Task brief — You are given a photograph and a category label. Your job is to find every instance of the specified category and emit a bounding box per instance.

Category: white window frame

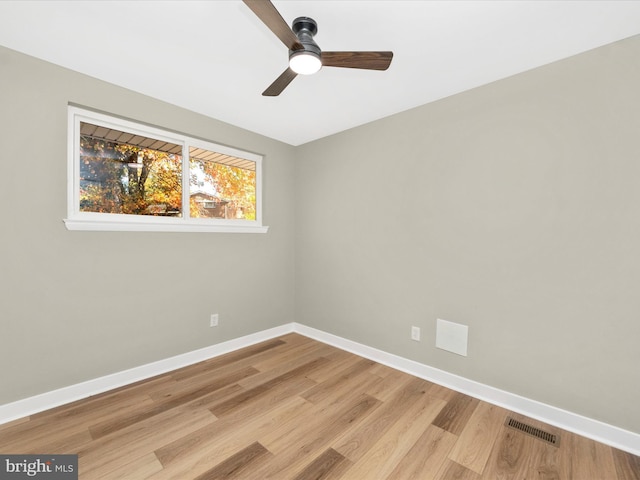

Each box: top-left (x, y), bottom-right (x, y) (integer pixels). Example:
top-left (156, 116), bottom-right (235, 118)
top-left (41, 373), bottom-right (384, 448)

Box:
top-left (64, 106), bottom-right (268, 233)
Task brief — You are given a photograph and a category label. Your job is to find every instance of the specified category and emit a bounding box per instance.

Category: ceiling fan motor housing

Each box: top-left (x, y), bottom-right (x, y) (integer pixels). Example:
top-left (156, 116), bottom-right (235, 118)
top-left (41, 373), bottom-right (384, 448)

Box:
top-left (290, 16), bottom-right (321, 58)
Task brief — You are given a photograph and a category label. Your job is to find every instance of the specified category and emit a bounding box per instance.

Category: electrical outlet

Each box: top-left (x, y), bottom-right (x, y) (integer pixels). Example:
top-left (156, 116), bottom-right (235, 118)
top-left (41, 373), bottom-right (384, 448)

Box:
top-left (210, 314), bottom-right (219, 327)
top-left (411, 326), bottom-right (421, 341)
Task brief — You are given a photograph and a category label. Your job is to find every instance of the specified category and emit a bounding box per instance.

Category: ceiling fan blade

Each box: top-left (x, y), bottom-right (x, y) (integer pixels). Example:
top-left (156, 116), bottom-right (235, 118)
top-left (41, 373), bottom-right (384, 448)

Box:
top-left (321, 51), bottom-right (393, 71)
top-left (263, 68), bottom-right (298, 96)
top-left (243, 0), bottom-right (302, 51)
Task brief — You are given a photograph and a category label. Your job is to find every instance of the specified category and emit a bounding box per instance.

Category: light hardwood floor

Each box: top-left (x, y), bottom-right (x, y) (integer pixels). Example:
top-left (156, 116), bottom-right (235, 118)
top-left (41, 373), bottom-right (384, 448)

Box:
top-left (1, 334), bottom-right (638, 479)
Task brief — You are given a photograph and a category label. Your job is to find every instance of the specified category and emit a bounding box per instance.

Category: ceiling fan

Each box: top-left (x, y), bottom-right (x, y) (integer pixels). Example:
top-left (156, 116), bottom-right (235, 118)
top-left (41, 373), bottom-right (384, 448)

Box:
top-left (243, 0), bottom-right (394, 96)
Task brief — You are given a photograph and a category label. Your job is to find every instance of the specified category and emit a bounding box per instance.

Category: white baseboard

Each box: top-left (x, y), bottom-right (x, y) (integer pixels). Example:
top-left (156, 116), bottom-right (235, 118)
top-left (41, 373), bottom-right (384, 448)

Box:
top-left (291, 323), bottom-right (640, 456)
top-left (1, 321), bottom-right (638, 456)
top-left (0, 324), bottom-right (294, 426)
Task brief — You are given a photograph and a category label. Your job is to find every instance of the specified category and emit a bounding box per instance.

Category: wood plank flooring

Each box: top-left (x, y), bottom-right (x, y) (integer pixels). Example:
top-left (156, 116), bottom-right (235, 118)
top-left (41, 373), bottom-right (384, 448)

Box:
top-left (1, 333), bottom-right (638, 479)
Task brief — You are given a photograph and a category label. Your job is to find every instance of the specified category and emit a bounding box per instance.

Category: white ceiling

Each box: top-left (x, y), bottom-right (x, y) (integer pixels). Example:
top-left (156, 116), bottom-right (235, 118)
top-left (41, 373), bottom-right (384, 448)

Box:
top-left (1, 1), bottom-right (640, 146)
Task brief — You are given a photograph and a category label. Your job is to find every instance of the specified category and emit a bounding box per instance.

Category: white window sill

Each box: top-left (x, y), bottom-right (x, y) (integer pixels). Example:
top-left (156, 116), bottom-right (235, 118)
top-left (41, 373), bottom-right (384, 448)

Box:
top-left (63, 218), bottom-right (269, 233)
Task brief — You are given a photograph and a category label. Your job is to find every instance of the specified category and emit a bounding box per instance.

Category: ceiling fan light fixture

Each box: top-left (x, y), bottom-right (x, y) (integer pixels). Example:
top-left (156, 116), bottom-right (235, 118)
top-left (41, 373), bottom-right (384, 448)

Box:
top-left (289, 51), bottom-right (322, 75)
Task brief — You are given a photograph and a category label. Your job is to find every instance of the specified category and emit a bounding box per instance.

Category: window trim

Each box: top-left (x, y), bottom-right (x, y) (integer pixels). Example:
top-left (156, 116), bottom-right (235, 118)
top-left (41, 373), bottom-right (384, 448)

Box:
top-left (64, 106), bottom-right (268, 233)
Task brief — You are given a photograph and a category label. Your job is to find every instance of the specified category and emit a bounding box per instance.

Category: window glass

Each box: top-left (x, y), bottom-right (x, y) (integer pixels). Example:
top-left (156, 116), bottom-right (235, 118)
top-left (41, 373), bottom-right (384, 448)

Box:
top-left (189, 147), bottom-right (256, 220)
top-left (80, 122), bottom-right (182, 216)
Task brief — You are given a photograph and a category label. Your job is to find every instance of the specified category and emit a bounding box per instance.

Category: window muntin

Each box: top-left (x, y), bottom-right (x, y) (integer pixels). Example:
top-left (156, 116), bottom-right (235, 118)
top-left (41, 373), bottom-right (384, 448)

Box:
top-left (66, 107), bottom-right (266, 233)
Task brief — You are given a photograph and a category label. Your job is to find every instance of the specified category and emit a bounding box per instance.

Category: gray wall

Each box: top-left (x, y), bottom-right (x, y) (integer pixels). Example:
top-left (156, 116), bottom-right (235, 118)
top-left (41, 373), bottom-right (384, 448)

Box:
top-left (295, 35), bottom-right (640, 434)
top-left (0, 46), bottom-right (296, 404)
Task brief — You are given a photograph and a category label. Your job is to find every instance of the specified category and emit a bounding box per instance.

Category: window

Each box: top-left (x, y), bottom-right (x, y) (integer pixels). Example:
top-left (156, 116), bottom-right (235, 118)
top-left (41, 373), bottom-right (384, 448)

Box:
top-left (65, 106), bottom-right (267, 232)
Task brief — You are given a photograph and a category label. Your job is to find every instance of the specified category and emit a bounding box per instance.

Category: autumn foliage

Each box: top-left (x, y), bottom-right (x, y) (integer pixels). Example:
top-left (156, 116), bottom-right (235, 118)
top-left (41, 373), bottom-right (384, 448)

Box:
top-left (80, 136), bottom-right (256, 220)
